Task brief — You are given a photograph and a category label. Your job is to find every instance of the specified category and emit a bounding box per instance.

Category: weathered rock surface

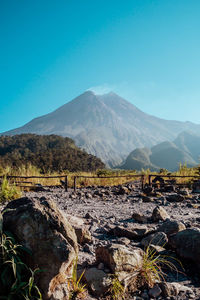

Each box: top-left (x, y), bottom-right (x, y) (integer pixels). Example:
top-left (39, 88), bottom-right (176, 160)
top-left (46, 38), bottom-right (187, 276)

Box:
top-left (3, 197), bottom-right (78, 300)
top-left (95, 243), bottom-right (143, 273)
top-left (84, 267), bottom-right (111, 296)
top-left (66, 214), bottom-right (92, 245)
top-left (141, 232), bottom-right (168, 247)
top-left (132, 212), bottom-right (148, 223)
top-left (169, 228), bottom-right (200, 270)
top-left (109, 224), bottom-right (151, 240)
top-left (152, 206), bottom-right (170, 222)
top-left (167, 193), bottom-right (185, 202)
top-left (157, 219), bottom-right (186, 236)
top-left (159, 282), bottom-right (194, 298)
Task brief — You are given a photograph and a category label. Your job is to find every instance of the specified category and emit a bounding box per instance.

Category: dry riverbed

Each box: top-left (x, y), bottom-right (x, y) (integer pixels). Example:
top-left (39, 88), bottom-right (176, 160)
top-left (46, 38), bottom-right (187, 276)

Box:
top-left (4, 182), bottom-right (200, 299)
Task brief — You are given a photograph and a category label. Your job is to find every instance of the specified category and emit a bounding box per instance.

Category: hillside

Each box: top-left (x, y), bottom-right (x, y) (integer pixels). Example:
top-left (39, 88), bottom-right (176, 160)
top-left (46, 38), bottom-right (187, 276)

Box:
top-left (0, 134), bottom-right (105, 172)
top-left (2, 91), bottom-right (200, 166)
top-left (120, 132), bottom-right (200, 171)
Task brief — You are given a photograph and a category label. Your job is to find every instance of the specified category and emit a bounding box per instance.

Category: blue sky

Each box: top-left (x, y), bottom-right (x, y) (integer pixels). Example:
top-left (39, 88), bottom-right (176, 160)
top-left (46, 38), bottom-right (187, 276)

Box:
top-left (1, 0), bottom-right (200, 132)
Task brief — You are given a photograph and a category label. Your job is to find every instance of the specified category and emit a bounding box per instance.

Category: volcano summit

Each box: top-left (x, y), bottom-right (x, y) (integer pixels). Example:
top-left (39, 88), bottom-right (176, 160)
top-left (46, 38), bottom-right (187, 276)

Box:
top-left (3, 91), bottom-right (200, 166)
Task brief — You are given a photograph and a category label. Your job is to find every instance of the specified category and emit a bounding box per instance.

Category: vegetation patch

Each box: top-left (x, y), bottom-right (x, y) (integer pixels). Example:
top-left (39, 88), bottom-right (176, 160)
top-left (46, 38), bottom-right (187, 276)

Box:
top-left (0, 210), bottom-right (42, 299)
top-left (0, 134), bottom-right (105, 173)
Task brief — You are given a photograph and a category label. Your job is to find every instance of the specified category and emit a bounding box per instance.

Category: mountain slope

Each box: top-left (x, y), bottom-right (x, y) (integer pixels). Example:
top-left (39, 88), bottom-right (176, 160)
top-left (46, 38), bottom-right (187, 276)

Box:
top-left (120, 132), bottom-right (199, 171)
top-left (2, 91), bottom-right (200, 166)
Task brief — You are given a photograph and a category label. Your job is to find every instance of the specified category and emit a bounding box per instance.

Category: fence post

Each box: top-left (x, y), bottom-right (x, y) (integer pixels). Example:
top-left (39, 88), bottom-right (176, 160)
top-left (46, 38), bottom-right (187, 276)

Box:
top-left (64, 176), bottom-right (68, 192)
top-left (148, 175), bottom-right (152, 187)
top-left (141, 175), bottom-right (145, 190)
top-left (74, 176), bottom-right (76, 192)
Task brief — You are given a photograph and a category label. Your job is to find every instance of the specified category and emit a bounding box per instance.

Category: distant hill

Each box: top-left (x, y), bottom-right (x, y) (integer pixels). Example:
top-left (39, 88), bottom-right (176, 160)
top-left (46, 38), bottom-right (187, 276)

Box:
top-left (0, 134), bottom-right (105, 172)
top-left (2, 91), bottom-right (200, 167)
top-left (120, 132), bottom-right (200, 171)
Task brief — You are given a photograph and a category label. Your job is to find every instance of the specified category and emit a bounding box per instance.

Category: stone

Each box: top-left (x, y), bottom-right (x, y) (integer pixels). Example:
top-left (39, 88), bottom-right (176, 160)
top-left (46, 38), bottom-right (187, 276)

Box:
top-left (67, 214), bottom-right (92, 245)
top-left (142, 195), bottom-right (154, 202)
top-left (157, 219), bottom-right (186, 237)
top-left (117, 186), bottom-right (129, 195)
top-left (132, 212), bottom-right (148, 223)
top-left (148, 284), bottom-right (162, 298)
top-left (159, 282), bottom-right (194, 298)
top-left (109, 224), bottom-right (151, 240)
top-left (95, 243), bottom-right (143, 273)
top-left (178, 188), bottom-right (190, 196)
top-left (152, 206), bottom-right (170, 222)
top-left (167, 194), bottom-right (185, 202)
top-left (84, 267), bottom-right (111, 296)
top-left (143, 186), bottom-right (154, 195)
top-left (163, 185), bottom-right (175, 192)
top-left (3, 197), bottom-right (78, 300)
top-left (141, 232), bottom-right (168, 248)
top-left (169, 228), bottom-right (200, 270)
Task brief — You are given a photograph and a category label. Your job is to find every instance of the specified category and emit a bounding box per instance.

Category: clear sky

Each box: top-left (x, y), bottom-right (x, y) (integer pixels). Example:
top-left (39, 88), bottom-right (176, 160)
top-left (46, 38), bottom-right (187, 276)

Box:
top-left (1, 0), bottom-right (200, 132)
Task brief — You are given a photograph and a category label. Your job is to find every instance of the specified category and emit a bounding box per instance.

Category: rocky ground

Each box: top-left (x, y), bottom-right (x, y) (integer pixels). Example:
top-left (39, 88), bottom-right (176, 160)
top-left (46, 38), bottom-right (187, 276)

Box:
top-left (4, 181), bottom-right (200, 299)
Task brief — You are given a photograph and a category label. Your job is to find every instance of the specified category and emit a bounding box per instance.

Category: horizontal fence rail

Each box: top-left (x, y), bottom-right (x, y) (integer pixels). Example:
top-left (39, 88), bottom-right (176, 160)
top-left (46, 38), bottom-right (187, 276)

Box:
top-left (73, 174), bottom-right (144, 192)
top-left (0, 174), bottom-right (68, 191)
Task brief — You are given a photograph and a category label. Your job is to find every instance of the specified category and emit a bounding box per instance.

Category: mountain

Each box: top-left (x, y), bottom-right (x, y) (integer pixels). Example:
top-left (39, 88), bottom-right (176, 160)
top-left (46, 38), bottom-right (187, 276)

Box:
top-left (0, 134), bottom-right (105, 172)
top-left (2, 91), bottom-right (200, 166)
top-left (120, 132), bottom-right (200, 171)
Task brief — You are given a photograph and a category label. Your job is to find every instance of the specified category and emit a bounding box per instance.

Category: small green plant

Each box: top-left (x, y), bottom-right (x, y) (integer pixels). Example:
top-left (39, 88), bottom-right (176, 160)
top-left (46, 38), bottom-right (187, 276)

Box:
top-left (67, 257), bottom-right (87, 300)
top-left (0, 210), bottom-right (42, 299)
top-left (0, 177), bottom-right (22, 203)
top-left (110, 274), bottom-right (125, 300)
top-left (123, 244), bottom-right (183, 292)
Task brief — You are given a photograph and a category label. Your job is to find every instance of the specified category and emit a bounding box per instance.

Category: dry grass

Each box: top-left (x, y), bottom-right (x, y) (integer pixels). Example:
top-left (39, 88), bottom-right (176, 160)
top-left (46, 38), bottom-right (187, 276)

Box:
top-left (0, 163), bottom-right (200, 190)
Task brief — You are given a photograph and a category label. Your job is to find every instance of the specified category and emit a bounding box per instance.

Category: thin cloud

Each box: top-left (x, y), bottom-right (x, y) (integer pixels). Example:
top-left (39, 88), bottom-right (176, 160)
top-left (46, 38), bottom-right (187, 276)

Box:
top-left (87, 84), bottom-right (116, 95)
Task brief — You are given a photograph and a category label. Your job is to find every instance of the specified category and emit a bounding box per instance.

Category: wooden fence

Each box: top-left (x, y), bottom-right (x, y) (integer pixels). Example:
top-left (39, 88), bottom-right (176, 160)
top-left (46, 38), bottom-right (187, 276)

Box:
top-left (1, 173), bottom-right (200, 192)
top-left (0, 175), bottom-right (68, 191)
top-left (73, 174), bottom-right (145, 192)
top-left (148, 174), bottom-right (200, 186)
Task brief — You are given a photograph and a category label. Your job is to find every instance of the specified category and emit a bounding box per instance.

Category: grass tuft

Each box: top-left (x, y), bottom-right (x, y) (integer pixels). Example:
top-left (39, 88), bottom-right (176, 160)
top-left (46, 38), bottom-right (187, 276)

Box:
top-left (67, 257), bottom-right (87, 300)
top-left (0, 177), bottom-right (22, 203)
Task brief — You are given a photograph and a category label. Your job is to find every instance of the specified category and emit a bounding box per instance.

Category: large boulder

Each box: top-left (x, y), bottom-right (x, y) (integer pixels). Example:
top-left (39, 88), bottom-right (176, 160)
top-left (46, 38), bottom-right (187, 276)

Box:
top-left (3, 197), bottom-right (78, 300)
top-left (169, 228), bottom-right (200, 270)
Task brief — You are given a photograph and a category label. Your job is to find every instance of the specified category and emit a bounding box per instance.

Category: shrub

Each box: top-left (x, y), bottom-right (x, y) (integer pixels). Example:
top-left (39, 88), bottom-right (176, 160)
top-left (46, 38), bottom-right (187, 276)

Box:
top-left (109, 274), bottom-right (125, 300)
top-left (123, 244), bottom-right (182, 292)
top-left (0, 177), bottom-right (22, 203)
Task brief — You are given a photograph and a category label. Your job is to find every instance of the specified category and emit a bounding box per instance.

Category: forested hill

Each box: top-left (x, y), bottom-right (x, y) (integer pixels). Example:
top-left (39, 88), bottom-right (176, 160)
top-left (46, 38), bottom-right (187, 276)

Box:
top-left (0, 134), bottom-right (105, 172)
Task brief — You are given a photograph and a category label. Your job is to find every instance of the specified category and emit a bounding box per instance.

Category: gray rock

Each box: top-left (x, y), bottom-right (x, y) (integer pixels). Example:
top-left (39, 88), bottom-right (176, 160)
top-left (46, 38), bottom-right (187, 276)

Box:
top-left (167, 194), bottom-right (185, 202)
top-left (169, 228), bottom-right (200, 270)
top-left (141, 232), bottom-right (168, 247)
top-left (157, 219), bottom-right (186, 237)
top-left (3, 197), bottom-right (78, 300)
top-left (152, 206), bottom-right (170, 222)
top-left (109, 224), bottom-right (151, 240)
top-left (132, 212), bottom-right (148, 223)
top-left (148, 284), bottom-right (162, 298)
top-left (84, 267), bottom-right (111, 296)
top-left (95, 243), bottom-right (144, 273)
